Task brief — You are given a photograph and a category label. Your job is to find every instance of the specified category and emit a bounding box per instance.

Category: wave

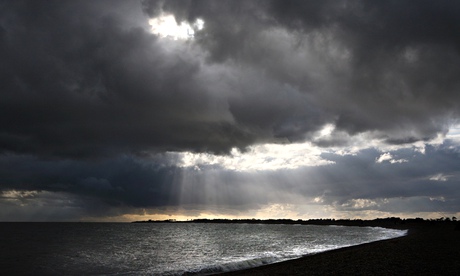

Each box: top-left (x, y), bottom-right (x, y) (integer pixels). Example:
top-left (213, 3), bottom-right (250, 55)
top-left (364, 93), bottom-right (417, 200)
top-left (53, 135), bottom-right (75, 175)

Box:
top-left (164, 227), bottom-right (407, 276)
top-left (162, 247), bottom-right (342, 276)
top-left (372, 227), bottom-right (408, 240)
top-left (173, 254), bottom-right (293, 276)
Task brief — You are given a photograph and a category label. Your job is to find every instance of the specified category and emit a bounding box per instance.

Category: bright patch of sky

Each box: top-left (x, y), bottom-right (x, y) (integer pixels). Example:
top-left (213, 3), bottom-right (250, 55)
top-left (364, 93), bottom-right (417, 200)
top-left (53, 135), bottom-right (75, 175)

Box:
top-left (175, 142), bottom-right (333, 171)
top-left (429, 173), bottom-right (449, 182)
top-left (375, 152), bottom-right (408, 164)
top-left (1, 190), bottom-right (39, 198)
top-left (447, 123), bottom-right (460, 142)
top-left (164, 123), bottom-right (458, 172)
top-left (148, 13), bottom-right (204, 40)
top-left (341, 198), bottom-right (381, 209)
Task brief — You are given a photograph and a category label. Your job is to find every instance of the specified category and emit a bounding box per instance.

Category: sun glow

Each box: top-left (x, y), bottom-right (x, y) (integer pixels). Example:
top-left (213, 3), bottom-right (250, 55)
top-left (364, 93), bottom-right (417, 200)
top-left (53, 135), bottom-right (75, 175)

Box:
top-left (173, 142), bottom-right (333, 171)
top-left (148, 13), bottom-right (204, 40)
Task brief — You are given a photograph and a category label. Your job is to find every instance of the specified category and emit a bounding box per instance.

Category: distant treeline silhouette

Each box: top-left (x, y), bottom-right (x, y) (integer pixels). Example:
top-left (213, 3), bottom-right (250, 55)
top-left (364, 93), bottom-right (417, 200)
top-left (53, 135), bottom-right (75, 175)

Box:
top-left (133, 217), bottom-right (459, 229)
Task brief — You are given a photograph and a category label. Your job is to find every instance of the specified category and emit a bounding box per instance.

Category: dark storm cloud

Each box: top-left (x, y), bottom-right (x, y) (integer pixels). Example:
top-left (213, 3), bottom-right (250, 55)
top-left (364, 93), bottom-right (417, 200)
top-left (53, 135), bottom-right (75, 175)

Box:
top-left (1, 0), bottom-right (460, 220)
top-left (145, 0), bottom-right (460, 144)
top-left (0, 152), bottom-right (291, 212)
top-left (0, 0), bottom-right (256, 159)
top-left (0, 154), bottom-right (178, 208)
top-left (2, 0), bottom-right (460, 159)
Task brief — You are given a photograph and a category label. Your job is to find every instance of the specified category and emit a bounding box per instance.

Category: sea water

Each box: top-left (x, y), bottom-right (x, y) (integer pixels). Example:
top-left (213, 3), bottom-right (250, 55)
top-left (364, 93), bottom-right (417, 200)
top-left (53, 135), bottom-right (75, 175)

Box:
top-left (0, 222), bottom-right (406, 275)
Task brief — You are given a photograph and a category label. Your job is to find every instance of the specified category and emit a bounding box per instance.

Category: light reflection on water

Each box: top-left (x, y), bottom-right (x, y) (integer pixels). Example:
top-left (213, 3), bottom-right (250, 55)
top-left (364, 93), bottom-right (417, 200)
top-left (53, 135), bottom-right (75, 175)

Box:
top-left (0, 222), bottom-right (406, 275)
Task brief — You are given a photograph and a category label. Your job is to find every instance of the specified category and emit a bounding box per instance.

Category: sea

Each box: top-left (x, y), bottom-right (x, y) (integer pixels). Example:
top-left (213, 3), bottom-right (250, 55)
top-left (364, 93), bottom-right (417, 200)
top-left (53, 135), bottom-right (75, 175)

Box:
top-left (0, 222), bottom-right (407, 275)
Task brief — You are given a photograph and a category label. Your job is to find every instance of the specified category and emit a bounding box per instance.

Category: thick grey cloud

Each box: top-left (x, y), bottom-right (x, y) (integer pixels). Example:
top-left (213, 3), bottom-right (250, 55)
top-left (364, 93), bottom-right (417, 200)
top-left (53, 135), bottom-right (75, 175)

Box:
top-left (1, 0), bottom-right (460, 220)
top-left (145, 0), bottom-right (460, 144)
top-left (2, 0), bottom-right (460, 160)
top-left (0, 0), bottom-right (256, 159)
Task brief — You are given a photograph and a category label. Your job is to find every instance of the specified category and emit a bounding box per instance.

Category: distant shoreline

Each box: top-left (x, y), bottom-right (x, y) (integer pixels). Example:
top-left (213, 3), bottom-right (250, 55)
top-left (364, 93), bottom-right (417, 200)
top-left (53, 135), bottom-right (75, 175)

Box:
top-left (132, 217), bottom-right (457, 230)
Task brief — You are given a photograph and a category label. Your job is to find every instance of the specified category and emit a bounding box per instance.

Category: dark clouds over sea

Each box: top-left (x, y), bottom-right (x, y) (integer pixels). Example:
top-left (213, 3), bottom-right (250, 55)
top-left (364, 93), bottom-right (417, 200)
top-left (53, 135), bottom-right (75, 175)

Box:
top-left (0, 0), bottom-right (459, 220)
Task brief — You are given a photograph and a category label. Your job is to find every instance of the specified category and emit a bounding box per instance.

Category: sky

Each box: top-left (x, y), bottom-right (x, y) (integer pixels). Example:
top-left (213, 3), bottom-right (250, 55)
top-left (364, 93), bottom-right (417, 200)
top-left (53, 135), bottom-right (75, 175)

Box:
top-left (1, 0), bottom-right (460, 221)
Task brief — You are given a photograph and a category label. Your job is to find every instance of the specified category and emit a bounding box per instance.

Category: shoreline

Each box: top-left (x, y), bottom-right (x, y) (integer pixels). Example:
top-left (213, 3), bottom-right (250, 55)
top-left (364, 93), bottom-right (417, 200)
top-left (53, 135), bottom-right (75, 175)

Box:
top-left (220, 223), bottom-right (460, 275)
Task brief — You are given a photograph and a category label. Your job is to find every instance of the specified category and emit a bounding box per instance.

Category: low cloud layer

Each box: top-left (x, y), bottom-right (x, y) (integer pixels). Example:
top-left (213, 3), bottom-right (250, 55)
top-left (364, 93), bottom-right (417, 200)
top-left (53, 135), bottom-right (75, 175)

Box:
top-left (1, 0), bottom-right (459, 220)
